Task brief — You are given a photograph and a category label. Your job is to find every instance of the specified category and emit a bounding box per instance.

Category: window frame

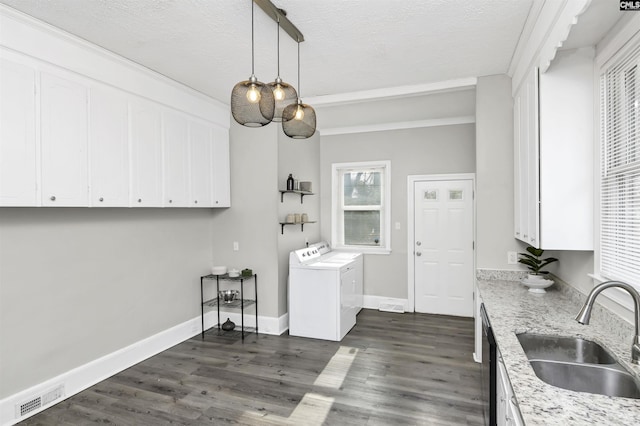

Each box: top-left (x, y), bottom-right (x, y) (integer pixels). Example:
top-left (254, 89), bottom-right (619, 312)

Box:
top-left (595, 25), bottom-right (640, 311)
top-left (331, 160), bottom-right (391, 254)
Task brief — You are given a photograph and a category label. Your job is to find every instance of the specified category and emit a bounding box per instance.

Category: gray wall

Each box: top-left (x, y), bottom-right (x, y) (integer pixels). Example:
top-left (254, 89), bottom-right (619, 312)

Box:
top-left (319, 124), bottom-right (476, 299)
top-left (0, 208), bottom-right (213, 398)
top-left (475, 74), bottom-right (527, 269)
top-left (277, 130), bottom-right (321, 317)
top-left (210, 121), bottom-right (320, 323)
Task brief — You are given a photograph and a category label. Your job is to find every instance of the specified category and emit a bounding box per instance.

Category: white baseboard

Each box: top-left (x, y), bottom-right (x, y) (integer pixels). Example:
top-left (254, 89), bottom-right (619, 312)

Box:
top-left (1, 311), bottom-right (283, 425)
top-left (363, 295), bottom-right (410, 312)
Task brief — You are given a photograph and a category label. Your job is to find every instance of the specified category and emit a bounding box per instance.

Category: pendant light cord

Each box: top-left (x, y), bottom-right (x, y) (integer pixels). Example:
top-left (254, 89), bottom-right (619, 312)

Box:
top-left (297, 40), bottom-right (301, 98)
top-left (251, 0), bottom-right (255, 75)
top-left (276, 20), bottom-right (280, 77)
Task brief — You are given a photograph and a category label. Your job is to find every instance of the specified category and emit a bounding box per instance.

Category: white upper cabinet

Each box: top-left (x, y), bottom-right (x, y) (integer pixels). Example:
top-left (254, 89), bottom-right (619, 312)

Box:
top-left (162, 111), bottom-right (190, 207)
top-left (0, 57), bottom-right (37, 206)
top-left (129, 99), bottom-right (163, 207)
top-left (40, 71), bottom-right (88, 207)
top-left (514, 48), bottom-right (594, 250)
top-left (89, 86), bottom-right (129, 207)
top-left (0, 9), bottom-right (231, 209)
top-left (212, 127), bottom-right (231, 207)
top-left (189, 121), bottom-right (214, 207)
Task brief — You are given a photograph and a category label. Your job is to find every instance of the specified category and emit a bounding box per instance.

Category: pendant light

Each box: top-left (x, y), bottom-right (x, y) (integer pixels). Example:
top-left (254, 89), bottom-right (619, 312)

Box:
top-left (282, 40), bottom-right (316, 139)
top-left (267, 16), bottom-right (297, 122)
top-left (231, 0), bottom-right (275, 127)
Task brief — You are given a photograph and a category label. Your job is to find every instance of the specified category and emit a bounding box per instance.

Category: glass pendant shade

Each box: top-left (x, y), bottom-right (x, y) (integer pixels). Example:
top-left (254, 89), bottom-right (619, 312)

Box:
top-left (231, 75), bottom-right (275, 127)
top-left (282, 100), bottom-right (316, 138)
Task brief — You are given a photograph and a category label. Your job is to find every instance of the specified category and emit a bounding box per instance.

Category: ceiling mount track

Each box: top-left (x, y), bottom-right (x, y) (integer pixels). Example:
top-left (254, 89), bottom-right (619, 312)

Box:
top-left (253, 0), bottom-right (305, 42)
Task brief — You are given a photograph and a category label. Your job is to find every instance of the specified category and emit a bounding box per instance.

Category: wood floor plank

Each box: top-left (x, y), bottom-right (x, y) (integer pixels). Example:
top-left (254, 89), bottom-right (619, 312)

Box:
top-left (20, 309), bottom-right (482, 425)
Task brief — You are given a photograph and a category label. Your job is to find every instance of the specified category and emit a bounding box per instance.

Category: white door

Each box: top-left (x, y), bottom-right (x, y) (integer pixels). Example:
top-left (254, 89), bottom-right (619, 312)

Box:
top-left (414, 179), bottom-right (474, 317)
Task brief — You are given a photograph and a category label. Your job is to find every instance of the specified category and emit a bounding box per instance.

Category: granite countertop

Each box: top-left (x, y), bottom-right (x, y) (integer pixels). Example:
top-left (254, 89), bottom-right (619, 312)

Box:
top-left (477, 271), bottom-right (640, 425)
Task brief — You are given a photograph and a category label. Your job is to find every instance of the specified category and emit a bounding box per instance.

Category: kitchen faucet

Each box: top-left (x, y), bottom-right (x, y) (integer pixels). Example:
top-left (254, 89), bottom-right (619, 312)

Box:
top-left (575, 280), bottom-right (640, 365)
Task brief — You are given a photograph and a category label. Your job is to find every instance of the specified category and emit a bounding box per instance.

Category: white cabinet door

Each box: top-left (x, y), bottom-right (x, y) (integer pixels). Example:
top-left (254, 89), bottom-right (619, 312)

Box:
top-left (189, 121), bottom-right (214, 207)
top-left (212, 126), bottom-right (230, 207)
top-left (89, 86), bottom-right (129, 207)
top-left (0, 57), bottom-right (38, 206)
top-left (40, 72), bottom-right (88, 206)
top-left (129, 99), bottom-right (163, 207)
top-left (162, 111), bottom-right (189, 207)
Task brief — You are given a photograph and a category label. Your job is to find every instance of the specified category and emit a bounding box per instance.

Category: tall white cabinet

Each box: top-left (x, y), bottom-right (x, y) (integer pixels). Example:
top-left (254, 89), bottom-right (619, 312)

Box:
top-left (513, 48), bottom-right (594, 250)
top-left (0, 11), bottom-right (230, 209)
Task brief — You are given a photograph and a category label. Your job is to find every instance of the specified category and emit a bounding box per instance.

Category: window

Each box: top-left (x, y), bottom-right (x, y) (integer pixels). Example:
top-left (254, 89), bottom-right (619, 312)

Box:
top-left (332, 161), bottom-right (391, 253)
top-left (599, 38), bottom-right (640, 289)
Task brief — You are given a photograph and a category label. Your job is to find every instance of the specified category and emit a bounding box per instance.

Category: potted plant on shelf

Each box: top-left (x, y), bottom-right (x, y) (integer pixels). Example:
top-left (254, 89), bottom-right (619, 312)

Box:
top-left (518, 246), bottom-right (558, 282)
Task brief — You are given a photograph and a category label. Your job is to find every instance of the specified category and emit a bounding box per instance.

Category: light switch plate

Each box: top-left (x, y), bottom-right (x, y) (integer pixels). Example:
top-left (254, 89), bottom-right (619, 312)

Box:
top-left (508, 251), bottom-right (518, 264)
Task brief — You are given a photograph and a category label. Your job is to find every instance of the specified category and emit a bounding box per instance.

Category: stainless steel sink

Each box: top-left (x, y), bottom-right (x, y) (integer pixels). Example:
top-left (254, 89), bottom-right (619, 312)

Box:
top-left (517, 333), bottom-right (616, 364)
top-left (517, 333), bottom-right (640, 399)
top-left (529, 360), bottom-right (640, 399)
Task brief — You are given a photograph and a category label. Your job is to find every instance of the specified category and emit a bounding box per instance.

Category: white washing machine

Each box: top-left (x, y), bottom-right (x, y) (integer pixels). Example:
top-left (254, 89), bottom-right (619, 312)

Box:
top-left (288, 242), bottom-right (363, 341)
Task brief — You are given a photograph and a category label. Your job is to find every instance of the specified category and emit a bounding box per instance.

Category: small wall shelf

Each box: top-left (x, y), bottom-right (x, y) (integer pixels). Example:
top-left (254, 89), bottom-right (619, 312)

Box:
top-left (279, 221), bottom-right (316, 234)
top-left (279, 189), bottom-right (313, 204)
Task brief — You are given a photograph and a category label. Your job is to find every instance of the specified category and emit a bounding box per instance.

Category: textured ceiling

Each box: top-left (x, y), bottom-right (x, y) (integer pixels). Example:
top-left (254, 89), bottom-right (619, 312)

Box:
top-left (0, 0), bottom-right (536, 104)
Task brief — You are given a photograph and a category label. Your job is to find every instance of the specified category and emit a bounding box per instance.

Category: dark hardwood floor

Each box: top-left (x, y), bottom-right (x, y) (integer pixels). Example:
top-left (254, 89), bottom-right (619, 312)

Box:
top-left (22, 310), bottom-right (483, 425)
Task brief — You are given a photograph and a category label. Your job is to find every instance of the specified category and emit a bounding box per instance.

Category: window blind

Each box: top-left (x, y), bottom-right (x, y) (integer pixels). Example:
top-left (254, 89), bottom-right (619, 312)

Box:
top-left (601, 40), bottom-right (640, 287)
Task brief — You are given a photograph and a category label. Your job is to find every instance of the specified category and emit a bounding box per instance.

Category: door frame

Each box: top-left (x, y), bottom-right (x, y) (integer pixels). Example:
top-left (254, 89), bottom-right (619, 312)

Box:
top-left (407, 173), bottom-right (476, 313)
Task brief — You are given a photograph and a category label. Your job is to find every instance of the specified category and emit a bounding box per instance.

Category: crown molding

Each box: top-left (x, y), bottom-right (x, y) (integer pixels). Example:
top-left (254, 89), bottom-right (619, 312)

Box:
top-left (320, 115), bottom-right (475, 137)
top-left (306, 78), bottom-right (477, 108)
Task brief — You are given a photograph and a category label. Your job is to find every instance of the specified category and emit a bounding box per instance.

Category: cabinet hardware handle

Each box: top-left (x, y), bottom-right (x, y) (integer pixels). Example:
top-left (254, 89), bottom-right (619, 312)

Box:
top-left (416, 241), bottom-right (422, 246)
top-left (194, 200), bottom-right (198, 204)
top-left (50, 196), bottom-right (56, 201)
top-left (138, 198), bottom-right (142, 203)
top-left (531, 238), bottom-right (536, 243)
top-left (169, 199), bottom-right (173, 203)
top-left (523, 234), bottom-right (528, 238)
top-left (215, 200), bottom-right (219, 204)
top-left (515, 232), bottom-right (520, 236)
top-left (99, 197), bottom-right (104, 202)
top-left (416, 252), bottom-right (422, 256)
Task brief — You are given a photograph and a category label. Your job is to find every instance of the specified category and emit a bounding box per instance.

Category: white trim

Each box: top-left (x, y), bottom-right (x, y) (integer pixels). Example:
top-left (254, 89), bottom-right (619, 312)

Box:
top-left (305, 78), bottom-right (477, 107)
top-left (407, 173), bottom-right (476, 314)
top-left (320, 116), bottom-right (476, 137)
top-left (596, 13), bottom-right (640, 70)
top-left (1, 312), bottom-right (284, 425)
top-left (362, 295), bottom-right (409, 312)
top-left (331, 161), bottom-right (392, 252)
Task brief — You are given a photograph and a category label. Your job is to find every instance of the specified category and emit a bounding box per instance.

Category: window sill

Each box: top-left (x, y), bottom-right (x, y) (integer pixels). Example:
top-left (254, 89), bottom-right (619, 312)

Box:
top-left (333, 246), bottom-right (391, 255)
top-left (588, 273), bottom-right (638, 313)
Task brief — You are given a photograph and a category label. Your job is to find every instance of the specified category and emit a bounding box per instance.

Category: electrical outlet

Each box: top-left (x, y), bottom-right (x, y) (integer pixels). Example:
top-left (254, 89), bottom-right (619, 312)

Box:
top-left (507, 251), bottom-right (518, 264)
top-left (233, 241), bottom-right (239, 251)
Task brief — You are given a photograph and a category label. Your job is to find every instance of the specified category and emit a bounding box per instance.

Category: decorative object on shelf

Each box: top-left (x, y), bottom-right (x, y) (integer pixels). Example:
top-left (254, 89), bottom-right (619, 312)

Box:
top-left (241, 268), bottom-right (253, 277)
top-left (301, 213), bottom-right (308, 223)
top-left (286, 213), bottom-right (295, 223)
top-left (287, 174), bottom-right (294, 190)
top-left (222, 318), bottom-right (236, 331)
top-left (518, 245), bottom-right (558, 280)
top-left (231, 0), bottom-right (275, 127)
top-left (219, 289), bottom-right (239, 303)
top-left (299, 181), bottom-right (312, 192)
top-left (294, 213), bottom-right (301, 223)
top-left (267, 17), bottom-right (297, 122)
top-left (282, 40), bottom-right (316, 139)
top-left (228, 268), bottom-right (240, 278)
top-left (211, 265), bottom-right (227, 275)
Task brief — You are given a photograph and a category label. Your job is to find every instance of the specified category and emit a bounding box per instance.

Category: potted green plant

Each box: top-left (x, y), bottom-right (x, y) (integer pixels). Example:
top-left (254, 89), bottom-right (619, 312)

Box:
top-left (518, 246), bottom-right (558, 281)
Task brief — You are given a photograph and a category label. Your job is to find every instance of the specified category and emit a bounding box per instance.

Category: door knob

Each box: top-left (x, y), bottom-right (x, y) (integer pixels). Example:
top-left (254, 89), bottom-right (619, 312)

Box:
top-left (416, 241), bottom-right (422, 246)
top-left (416, 252), bottom-right (422, 256)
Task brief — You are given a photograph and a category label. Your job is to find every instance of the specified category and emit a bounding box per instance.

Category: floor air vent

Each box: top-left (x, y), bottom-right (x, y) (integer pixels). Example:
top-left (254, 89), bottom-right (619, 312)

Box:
top-left (16, 384), bottom-right (65, 419)
top-left (378, 302), bottom-right (405, 313)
